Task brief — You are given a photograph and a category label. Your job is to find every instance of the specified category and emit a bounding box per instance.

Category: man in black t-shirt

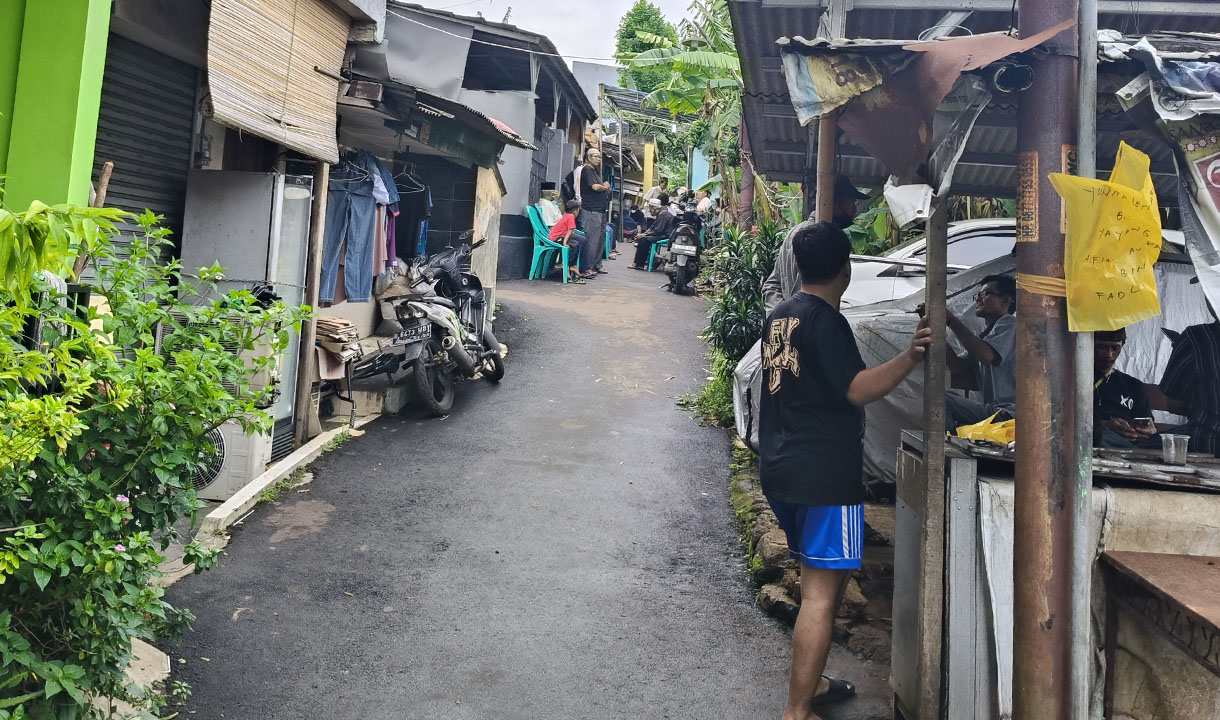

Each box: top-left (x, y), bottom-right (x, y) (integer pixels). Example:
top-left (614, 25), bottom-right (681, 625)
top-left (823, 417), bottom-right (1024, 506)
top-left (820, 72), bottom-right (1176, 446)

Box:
top-left (760, 222), bottom-right (931, 720)
top-left (1093, 327), bottom-right (1158, 448)
top-left (1159, 306), bottom-right (1220, 454)
top-left (574, 148), bottom-right (610, 273)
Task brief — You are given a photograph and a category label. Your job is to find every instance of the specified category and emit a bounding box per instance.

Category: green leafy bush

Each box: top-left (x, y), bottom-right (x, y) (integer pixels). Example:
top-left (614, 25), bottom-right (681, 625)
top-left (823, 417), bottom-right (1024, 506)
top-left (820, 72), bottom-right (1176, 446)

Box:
top-left (691, 349), bottom-right (736, 427)
top-left (705, 219), bottom-right (785, 363)
top-left (692, 219), bottom-right (786, 427)
top-left (1, 209), bottom-right (308, 718)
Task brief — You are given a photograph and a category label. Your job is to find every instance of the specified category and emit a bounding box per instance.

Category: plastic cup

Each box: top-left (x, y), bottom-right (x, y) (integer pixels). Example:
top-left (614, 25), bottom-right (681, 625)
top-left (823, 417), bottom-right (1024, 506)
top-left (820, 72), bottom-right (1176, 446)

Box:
top-left (1161, 433), bottom-right (1189, 465)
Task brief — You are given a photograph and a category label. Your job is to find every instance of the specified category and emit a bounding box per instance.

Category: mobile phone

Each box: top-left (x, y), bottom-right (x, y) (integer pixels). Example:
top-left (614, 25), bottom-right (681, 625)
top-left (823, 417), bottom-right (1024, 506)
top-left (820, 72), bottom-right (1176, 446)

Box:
top-left (1133, 417), bottom-right (1154, 427)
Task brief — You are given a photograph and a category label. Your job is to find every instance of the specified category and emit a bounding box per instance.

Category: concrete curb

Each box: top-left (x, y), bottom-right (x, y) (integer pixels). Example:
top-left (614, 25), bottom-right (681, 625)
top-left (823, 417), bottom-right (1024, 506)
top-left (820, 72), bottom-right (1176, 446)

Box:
top-left (198, 414), bottom-right (381, 540)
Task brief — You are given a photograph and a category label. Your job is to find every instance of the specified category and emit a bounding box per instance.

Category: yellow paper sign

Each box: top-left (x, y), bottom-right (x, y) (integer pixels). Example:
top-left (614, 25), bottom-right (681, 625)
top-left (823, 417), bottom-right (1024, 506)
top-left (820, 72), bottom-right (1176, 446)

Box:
top-left (1048, 141), bottom-right (1162, 331)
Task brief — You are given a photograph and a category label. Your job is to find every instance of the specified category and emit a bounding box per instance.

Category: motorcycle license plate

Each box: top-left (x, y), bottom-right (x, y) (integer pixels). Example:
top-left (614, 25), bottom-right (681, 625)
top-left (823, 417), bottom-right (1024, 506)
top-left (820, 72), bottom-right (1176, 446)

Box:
top-left (672, 244), bottom-right (697, 256)
top-left (392, 320), bottom-right (430, 346)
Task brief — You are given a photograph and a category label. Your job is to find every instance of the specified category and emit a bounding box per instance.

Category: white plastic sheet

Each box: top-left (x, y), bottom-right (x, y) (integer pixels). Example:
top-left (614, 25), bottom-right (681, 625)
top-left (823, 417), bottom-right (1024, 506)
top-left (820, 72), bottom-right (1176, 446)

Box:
top-left (843, 256), bottom-right (1210, 485)
top-left (733, 340), bottom-right (763, 452)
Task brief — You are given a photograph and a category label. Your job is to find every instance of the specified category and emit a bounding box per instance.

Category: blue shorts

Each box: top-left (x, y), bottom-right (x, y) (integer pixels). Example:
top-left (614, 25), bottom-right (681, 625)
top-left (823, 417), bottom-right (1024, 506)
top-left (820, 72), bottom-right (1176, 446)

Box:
top-left (766, 498), bottom-right (863, 570)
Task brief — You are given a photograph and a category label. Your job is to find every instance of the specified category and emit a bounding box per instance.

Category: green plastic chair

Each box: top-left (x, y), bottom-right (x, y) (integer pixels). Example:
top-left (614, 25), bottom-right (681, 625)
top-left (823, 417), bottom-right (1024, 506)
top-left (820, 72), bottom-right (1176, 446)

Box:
top-left (526, 205), bottom-right (572, 283)
top-left (646, 236), bottom-right (670, 271)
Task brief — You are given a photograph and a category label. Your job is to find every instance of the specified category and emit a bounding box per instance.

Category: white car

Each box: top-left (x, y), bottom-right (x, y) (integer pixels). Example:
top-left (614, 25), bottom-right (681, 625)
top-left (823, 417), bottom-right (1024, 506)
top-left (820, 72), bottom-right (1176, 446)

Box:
top-left (842, 218), bottom-right (1186, 308)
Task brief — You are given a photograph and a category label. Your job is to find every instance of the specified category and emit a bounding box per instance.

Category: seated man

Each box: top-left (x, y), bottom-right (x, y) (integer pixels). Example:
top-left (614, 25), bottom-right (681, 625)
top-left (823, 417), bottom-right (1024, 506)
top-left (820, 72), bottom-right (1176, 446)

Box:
top-left (1159, 300), bottom-right (1220, 455)
top-left (1093, 328), bottom-right (1158, 448)
top-left (943, 274), bottom-right (1017, 431)
top-left (629, 193), bottom-right (676, 270)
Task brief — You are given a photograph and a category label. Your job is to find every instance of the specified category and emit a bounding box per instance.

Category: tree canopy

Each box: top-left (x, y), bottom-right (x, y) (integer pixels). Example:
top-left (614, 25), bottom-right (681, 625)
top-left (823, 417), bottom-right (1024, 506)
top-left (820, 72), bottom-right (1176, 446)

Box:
top-left (615, 1), bottom-right (678, 93)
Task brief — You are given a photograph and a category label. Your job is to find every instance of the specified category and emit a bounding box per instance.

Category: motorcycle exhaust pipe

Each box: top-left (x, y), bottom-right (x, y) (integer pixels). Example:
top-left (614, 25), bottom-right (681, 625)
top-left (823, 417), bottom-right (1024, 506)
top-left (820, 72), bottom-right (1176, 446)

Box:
top-left (440, 334), bottom-right (478, 375)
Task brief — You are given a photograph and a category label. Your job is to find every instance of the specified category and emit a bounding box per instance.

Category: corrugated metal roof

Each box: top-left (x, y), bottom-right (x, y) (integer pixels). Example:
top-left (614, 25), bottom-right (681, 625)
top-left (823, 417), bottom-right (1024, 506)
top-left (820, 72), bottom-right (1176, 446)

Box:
top-left (416, 90), bottom-right (536, 151)
top-left (347, 73), bottom-right (536, 151)
top-left (730, 0), bottom-right (1220, 200)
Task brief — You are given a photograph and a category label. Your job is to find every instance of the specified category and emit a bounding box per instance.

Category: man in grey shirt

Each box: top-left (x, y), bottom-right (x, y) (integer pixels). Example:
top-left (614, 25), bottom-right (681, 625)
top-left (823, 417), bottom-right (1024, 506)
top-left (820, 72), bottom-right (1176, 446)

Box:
top-left (942, 274), bottom-right (1017, 430)
top-left (763, 175), bottom-right (869, 313)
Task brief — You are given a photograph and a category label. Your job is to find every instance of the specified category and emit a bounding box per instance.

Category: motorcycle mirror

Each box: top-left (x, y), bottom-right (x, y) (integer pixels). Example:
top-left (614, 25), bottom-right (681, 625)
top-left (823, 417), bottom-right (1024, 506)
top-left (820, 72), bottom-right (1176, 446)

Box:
top-left (459, 229), bottom-right (474, 241)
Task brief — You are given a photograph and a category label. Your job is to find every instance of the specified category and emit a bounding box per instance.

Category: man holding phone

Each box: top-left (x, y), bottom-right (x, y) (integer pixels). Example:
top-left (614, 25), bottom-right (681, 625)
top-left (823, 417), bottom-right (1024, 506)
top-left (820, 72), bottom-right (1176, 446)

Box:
top-left (1093, 328), bottom-right (1159, 448)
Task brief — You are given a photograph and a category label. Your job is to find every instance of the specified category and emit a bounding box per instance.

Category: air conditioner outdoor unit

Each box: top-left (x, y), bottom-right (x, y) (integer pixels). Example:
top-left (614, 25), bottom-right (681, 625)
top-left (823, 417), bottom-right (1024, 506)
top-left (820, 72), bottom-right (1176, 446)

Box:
top-left (192, 422), bottom-right (272, 502)
top-left (159, 311), bottom-right (277, 502)
top-left (159, 309), bottom-right (280, 406)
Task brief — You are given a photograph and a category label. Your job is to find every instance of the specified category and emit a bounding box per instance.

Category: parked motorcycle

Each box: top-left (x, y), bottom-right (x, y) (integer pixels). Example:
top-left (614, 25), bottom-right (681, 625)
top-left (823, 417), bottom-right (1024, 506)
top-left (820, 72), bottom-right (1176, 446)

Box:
top-left (405, 232), bottom-right (503, 416)
top-left (662, 203), bottom-right (704, 295)
top-left (349, 231), bottom-right (503, 416)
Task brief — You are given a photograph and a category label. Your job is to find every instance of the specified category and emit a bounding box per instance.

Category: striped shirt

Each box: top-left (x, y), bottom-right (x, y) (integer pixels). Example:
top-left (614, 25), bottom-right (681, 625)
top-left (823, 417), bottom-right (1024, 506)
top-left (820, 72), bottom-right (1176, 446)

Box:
top-left (1160, 321), bottom-right (1220, 454)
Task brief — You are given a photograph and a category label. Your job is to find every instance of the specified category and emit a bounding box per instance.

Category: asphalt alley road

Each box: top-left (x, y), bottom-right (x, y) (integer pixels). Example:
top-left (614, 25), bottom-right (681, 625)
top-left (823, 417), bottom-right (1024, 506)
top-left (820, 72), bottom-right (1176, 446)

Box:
top-left (161, 264), bottom-right (890, 720)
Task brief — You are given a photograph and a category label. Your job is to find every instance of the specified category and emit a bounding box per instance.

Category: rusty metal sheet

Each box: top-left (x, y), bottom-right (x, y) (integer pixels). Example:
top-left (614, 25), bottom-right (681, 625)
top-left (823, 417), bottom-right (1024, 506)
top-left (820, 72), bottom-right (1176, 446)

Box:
top-left (832, 22), bottom-right (1076, 180)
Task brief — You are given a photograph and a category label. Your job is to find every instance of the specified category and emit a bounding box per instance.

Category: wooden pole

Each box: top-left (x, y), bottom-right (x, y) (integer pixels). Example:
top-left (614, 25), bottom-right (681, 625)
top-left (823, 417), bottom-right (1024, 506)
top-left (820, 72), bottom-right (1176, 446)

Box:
top-left (293, 160), bottom-right (330, 447)
top-left (70, 160), bottom-right (113, 280)
top-left (814, 111), bottom-right (837, 222)
top-left (917, 195), bottom-right (949, 720)
top-left (812, 0), bottom-right (847, 224)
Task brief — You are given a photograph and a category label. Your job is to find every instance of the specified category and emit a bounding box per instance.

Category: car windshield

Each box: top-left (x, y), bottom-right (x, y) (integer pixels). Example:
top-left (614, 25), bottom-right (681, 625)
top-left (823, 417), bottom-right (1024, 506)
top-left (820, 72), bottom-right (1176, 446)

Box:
top-left (912, 232), bottom-right (1015, 267)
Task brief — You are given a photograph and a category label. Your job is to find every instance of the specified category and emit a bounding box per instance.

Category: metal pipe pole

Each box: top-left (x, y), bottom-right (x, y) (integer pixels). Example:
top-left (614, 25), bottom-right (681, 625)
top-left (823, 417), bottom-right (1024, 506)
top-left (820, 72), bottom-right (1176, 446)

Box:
top-left (1013, 0), bottom-right (1079, 717)
top-left (617, 107), bottom-right (625, 248)
top-left (1071, 0), bottom-right (1097, 717)
top-left (293, 160), bottom-right (330, 447)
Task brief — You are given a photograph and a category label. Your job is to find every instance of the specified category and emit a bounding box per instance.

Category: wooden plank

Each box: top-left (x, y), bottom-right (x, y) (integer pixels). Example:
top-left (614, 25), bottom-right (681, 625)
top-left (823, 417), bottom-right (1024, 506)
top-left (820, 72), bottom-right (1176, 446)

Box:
top-left (916, 196), bottom-right (950, 720)
top-left (1102, 551), bottom-right (1220, 634)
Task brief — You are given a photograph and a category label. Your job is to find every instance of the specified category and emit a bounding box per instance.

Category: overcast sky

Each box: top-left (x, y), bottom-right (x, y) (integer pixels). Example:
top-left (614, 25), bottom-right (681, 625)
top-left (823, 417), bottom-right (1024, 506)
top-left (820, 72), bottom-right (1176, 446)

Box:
top-left (408, 0), bottom-right (691, 67)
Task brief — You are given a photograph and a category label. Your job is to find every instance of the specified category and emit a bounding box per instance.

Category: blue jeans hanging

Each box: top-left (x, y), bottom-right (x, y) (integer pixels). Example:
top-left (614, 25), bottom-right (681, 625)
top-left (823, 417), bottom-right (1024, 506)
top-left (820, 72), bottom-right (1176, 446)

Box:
top-left (320, 164), bottom-right (376, 303)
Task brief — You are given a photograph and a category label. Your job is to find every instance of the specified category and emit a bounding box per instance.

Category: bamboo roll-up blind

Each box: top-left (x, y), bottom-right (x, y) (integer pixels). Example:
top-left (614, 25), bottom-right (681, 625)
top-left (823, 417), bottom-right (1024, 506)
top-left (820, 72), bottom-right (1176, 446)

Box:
top-left (207, 0), bottom-right (349, 163)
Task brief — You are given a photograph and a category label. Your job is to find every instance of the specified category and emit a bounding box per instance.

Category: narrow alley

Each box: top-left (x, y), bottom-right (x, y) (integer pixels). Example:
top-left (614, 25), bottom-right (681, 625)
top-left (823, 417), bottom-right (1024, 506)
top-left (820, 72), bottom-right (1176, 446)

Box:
top-left (161, 269), bottom-right (890, 719)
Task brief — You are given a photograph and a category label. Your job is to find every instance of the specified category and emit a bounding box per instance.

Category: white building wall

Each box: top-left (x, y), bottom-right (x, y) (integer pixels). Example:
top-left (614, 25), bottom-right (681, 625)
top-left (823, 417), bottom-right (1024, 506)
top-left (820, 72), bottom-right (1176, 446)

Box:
top-left (457, 89), bottom-right (536, 216)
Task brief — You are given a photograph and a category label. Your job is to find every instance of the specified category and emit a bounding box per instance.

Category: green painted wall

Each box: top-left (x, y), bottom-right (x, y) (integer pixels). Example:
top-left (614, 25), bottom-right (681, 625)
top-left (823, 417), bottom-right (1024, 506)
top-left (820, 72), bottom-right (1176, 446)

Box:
top-left (3, 0), bottom-right (111, 209)
top-left (0, 0), bottom-right (28, 180)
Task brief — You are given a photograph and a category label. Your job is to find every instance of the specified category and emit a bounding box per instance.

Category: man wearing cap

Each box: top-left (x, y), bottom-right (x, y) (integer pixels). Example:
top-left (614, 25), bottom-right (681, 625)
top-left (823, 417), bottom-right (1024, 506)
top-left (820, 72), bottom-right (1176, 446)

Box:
top-left (1093, 327), bottom-right (1158, 448)
top-left (630, 193), bottom-right (676, 270)
top-left (578, 148), bottom-right (611, 274)
top-left (1159, 284), bottom-right (1220, 455)
top-left (763, 175), bottom-right (868, 314)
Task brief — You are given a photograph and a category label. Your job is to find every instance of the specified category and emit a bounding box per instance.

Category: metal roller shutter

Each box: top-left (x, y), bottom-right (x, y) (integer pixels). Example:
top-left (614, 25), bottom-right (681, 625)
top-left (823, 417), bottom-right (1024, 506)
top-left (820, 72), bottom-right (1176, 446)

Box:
top-left (92, 34), bottom-right (198, 266)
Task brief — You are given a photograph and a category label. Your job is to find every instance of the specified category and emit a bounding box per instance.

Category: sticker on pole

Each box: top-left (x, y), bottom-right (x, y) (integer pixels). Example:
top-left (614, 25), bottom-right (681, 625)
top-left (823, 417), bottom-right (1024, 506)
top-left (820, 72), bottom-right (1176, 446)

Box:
top-left (1048, 141), bottom-right (1163, 332)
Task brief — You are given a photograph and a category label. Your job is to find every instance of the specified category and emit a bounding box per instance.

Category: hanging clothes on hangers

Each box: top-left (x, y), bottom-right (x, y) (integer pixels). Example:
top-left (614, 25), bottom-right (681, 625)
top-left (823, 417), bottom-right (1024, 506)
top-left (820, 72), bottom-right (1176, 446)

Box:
top-left (393, 171), bottom-right (431, 260)
top-left (415, 186), bottom-right (432, 256)
top-left (320, 150), bottom-right (381, 303)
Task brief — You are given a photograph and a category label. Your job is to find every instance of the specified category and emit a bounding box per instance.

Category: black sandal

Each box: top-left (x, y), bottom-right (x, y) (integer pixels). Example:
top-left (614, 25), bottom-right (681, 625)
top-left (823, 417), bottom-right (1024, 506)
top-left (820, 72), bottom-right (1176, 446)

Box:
top-left (863, 520), bottom-right (889, 547)
top-left (811, 676), bottom-right (856, 707)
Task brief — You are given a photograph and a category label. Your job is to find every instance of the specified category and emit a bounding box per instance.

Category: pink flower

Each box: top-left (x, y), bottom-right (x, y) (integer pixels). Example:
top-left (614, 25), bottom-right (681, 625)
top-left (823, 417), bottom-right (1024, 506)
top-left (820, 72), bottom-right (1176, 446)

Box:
top-left (168, 403), bottom-right (176, 410)
top-left (116, 494), bottom-right (129, 503)
top-left (114, 544), bottom-right (126, 552)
